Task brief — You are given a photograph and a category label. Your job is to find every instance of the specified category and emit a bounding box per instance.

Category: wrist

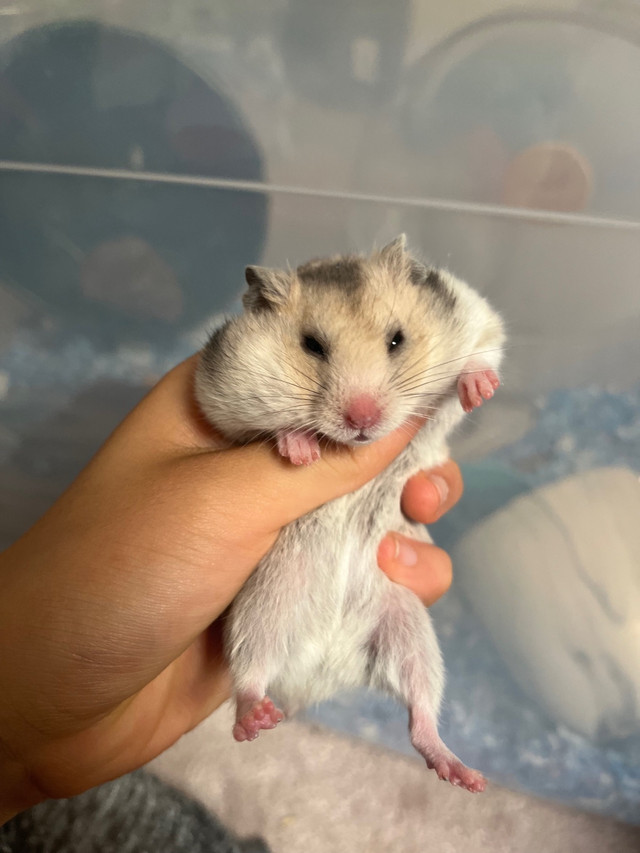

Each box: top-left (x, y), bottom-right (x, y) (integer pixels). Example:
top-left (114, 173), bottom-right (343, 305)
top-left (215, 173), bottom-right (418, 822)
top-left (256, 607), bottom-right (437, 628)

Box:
top-left (0, 560), bottom-right (44, 824)
top-left (0, 749), bottom-right (42, 826)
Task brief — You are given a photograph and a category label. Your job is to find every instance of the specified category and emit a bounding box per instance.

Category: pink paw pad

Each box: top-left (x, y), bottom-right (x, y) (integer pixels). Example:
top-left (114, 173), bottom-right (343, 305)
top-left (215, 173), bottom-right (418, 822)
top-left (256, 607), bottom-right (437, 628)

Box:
top-left (457, 368), bottom-right (500, 413)
top-left (429, 753), bottom-right (487, 793)
top-left (233, 697), bottom-right (284, 742)
top-left (277, 429), bottom-right (321, 466)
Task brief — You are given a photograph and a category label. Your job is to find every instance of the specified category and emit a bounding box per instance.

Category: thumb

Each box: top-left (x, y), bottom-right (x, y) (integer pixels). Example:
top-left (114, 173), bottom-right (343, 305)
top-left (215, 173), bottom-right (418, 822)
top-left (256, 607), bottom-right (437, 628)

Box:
top-left (377, 534), bottom-right (453, 607)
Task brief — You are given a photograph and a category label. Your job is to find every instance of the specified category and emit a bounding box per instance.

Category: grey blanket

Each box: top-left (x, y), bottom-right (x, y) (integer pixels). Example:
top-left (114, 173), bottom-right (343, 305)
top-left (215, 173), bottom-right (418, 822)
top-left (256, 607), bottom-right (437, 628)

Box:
top-left (0, 771), bottom-right (269, 853)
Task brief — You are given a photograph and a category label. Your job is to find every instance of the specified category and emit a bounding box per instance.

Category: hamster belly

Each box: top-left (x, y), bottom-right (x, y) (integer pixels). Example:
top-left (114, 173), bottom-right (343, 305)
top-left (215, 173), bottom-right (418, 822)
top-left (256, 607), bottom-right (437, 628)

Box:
top-left (267, 507), bottom-right (388, 710)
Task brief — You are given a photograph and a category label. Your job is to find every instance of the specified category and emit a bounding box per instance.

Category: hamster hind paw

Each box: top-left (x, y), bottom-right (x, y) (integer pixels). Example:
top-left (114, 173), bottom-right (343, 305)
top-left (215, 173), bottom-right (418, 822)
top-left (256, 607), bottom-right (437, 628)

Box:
top-left (429, 751), bottom-right (487, 793)
top-left (411, 713), bottom-right (486, 793)
top-left (233, 696), bottom-right (284, 742)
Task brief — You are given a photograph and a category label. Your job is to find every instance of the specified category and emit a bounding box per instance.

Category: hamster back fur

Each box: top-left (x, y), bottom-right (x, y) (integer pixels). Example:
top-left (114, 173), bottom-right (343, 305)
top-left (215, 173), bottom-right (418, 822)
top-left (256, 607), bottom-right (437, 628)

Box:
top-left (195, 235), bottom-right (505, 792)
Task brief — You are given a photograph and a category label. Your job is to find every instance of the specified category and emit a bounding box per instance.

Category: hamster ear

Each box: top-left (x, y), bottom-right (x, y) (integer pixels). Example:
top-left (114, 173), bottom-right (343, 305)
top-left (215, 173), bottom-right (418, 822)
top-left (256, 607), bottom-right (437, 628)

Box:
top-left (379, 234), bottom-right (408, 269)
top-left (380, 235), bottom-right (431, 284)
top-left (243, 266), bottom-right (291, 311)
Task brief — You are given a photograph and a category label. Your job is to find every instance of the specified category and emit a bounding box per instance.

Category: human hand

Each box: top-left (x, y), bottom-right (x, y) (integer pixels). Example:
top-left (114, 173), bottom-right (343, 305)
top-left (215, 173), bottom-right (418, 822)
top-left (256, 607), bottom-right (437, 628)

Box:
top-left (0, 356), bottom-right (462, 820)
top-left (377, 459), bottom-right (462, 606)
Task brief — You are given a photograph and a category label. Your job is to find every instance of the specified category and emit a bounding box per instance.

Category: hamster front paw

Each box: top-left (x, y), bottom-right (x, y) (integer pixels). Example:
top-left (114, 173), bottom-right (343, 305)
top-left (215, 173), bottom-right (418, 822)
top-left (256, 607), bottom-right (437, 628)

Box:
top-left (457, 360), bottom-right (500, 413)
top-left (277, 429), bottom-right (321, 465)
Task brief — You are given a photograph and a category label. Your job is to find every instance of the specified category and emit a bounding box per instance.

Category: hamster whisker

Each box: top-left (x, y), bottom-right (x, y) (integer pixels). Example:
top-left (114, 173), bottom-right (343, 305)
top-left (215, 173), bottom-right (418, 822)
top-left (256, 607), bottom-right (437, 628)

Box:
top-left (403, 363), bottom-right (503, 391)
top-left (280, 354), bottom-right (330, 394)
top-left (212, 362), bottom-right (312, 395)
top-left (222, 359), bottom-right (321, 397)
top-left (401, 405), bottom-right (437, 420)
top-left (223, 363), bottom-right (322, 398)
top-left (398, 375), bottom-right (465, 395)
top-left (400, 393), bottom-right (447, 400)
top-left (394, 418), bottom-right (434, 439)
top-left (391, 351), bottom-right (434, 387)
top-left (398, 340), bottom-right (519, 392)
top-left (394, 347), bottom-right (505, 392)
top-left (390, 329), bottom-right (454, 384)
top-left (264, 408), bottom-right (317, 420)
top-left (391, 338), bottom-right (455, 388)
top-left (395, 364), bottom-right (446, 392)
top-left (398, 378), bottom-right (457, 394)
top-left (411, 346), bottom-right (506, 384)
top-left (257, 392), bottom-right (317, 404)
top-left (236, 429), bottom-right (275, 447)
top-left (422, 346), bottom-right (505, 375)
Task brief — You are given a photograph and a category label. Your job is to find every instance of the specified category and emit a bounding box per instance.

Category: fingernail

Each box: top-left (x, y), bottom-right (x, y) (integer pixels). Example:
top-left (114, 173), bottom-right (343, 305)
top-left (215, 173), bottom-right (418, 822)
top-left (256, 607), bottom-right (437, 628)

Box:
top-left (393, 535), bottom-right (418, 567)
top-left (428, 473), bottom-right (449, 506)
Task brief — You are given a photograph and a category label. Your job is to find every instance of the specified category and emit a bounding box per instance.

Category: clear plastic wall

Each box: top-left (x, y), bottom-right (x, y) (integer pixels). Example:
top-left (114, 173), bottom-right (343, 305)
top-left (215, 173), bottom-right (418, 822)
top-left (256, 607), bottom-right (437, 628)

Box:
top-left (1, 0), bottom-right (639, 823)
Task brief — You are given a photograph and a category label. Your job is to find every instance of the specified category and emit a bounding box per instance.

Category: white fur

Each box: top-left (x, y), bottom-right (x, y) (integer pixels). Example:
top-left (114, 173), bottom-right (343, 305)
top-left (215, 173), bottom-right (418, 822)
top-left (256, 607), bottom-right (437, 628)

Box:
top-left (195, 238), bottom-right (505, 786)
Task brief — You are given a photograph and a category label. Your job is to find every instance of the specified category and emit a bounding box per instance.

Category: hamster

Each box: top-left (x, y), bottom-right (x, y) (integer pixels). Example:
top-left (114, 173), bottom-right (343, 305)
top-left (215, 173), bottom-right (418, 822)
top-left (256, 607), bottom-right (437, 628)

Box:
top-left (195, 235), bottom-right (505, 792)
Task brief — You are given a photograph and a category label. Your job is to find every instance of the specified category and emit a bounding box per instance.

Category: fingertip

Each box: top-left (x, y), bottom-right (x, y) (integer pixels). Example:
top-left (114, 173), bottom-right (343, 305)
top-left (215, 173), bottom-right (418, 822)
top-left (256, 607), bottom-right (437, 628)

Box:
top-left (436, 459), bottom-right (464, 508)
top-left (377, 538), bottom-right (453, 607)
top-left (400, 473), bottom-right (444, 523)
top-left (414, 545), bottom-right (453, 606)
top-left (426, 546), bottom-right (453, 603)
top-left (377, 535), bottom-right (397, 567)
top-left (401, 460), bottom-right (464, 524)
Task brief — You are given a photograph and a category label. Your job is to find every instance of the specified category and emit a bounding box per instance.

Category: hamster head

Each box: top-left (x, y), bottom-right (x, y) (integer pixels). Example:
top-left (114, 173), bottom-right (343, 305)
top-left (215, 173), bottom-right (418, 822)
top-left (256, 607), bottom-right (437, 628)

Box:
top-left (196, 235), bottom-right (499, 446)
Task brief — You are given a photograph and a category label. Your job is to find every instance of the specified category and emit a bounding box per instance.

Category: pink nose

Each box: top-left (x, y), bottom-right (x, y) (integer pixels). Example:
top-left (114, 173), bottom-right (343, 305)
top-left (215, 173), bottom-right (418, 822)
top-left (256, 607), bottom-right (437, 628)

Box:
top-left (344, 394), bottom-right (381, 431)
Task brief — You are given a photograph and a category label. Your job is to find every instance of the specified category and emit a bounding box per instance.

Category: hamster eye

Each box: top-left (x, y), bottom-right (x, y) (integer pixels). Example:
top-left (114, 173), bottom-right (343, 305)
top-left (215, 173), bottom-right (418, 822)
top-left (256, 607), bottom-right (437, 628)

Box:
top-left (388, 329), bottom-right (405, 353)
top-left (302, 334), bottom-right (327, 359)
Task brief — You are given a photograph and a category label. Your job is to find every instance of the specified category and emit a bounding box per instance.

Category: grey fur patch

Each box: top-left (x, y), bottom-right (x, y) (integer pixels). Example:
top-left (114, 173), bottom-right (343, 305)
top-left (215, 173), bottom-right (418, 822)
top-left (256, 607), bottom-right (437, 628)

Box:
top-left (206, 319), bottom-right (231, 348)
top-left (297, 256), bottom-right (364, 291)
top-left (201, 320), bottom-right (231, 371)
top-left (411, 263), bottom-right (457, 313)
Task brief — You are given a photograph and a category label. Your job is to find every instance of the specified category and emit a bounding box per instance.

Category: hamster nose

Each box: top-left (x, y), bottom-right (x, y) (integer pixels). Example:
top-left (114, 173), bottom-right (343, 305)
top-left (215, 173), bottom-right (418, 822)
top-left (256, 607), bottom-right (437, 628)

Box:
top-left (344, 394), bottom-right (382, 431)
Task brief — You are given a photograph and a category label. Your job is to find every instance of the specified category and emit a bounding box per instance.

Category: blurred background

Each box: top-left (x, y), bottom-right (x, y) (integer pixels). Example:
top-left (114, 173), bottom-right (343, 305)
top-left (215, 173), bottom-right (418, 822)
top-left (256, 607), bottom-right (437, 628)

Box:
top-left (1, 0), bottom-right (639, 847)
